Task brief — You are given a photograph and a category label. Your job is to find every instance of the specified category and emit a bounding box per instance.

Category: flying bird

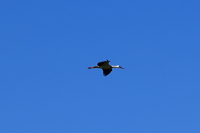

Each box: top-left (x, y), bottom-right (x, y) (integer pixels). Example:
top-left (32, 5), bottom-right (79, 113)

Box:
top-left (88, 60), bottom-right (124, 76)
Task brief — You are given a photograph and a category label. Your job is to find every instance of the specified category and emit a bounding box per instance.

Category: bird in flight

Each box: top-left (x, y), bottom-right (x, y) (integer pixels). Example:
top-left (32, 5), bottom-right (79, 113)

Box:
top-left (88, 60), bottom-right (124, 76)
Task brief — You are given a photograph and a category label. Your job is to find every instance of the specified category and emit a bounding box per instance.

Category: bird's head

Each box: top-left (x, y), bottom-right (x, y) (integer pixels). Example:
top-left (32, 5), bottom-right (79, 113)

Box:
top-left (117, 65), bottom-right (125, 69)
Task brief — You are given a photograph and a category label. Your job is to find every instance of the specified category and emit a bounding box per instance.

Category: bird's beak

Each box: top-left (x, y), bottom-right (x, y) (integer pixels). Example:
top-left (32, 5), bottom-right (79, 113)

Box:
top-left (120, 66), bottom-right (125, 69)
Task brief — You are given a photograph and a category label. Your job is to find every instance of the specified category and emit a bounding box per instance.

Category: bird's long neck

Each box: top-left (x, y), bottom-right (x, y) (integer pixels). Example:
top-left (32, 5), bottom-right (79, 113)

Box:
top-left (111, 65), bottom-right (119, 68)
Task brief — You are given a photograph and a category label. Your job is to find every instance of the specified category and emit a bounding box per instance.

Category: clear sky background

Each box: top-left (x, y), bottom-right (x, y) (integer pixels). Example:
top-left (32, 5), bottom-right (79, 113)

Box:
top-left (1, 0), bottom-right (200, 133)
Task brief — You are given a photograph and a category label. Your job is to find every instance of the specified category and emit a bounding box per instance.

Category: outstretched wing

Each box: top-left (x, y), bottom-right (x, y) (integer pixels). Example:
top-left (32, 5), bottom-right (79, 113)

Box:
top-left (102, 69), bottom-right (112, 76)
top-left (97, 60), bottom-right (110, 66)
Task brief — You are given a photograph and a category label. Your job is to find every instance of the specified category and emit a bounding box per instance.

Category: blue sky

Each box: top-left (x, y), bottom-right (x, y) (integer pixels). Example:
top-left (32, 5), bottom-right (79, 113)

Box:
top-left (1, 0), bottom-right (200, 132)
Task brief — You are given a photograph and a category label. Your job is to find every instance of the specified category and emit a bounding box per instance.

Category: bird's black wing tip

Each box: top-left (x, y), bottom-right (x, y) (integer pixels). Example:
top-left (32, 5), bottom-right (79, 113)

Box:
top-left (102, 69), bottom-right (112, 76)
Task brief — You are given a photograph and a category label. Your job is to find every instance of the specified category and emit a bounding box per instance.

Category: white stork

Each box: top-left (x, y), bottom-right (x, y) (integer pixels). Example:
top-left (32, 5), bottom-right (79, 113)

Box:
top-left (88, 60), bottom-right (124, 76)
